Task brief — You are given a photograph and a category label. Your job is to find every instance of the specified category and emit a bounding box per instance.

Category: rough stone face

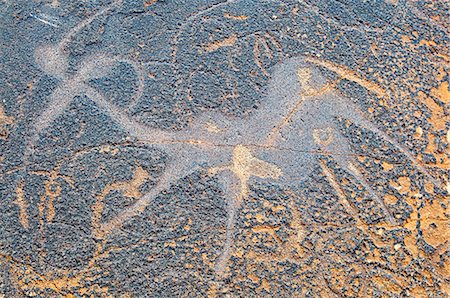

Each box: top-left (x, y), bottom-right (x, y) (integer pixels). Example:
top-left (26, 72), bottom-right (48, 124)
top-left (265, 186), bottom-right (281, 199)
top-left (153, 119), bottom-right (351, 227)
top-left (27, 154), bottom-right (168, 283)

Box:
top-left (0, 0), bottom-right (449, 297)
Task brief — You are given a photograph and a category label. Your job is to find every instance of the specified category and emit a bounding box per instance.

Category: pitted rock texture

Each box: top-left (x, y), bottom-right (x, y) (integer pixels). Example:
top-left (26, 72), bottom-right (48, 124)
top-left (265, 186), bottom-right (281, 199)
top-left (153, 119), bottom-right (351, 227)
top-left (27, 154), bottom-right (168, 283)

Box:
top-left (0, 0), bottom-right (449, 297)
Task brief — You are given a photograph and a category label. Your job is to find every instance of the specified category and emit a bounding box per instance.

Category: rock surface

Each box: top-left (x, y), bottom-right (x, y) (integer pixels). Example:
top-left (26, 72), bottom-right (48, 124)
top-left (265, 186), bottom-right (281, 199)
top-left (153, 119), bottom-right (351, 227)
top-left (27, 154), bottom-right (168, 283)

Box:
top-left (0, 0), bottom-right (449, 297)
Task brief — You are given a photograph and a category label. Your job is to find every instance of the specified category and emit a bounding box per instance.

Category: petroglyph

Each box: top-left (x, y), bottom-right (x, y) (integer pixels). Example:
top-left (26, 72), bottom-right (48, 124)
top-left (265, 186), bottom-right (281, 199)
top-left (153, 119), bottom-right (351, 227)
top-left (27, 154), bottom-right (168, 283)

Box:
top-left (27, 0), bottom-right (144, 161)
top-left (12, 1), bottom-right (445, 291)
top-left (28, 47), bottom-right (442, 275)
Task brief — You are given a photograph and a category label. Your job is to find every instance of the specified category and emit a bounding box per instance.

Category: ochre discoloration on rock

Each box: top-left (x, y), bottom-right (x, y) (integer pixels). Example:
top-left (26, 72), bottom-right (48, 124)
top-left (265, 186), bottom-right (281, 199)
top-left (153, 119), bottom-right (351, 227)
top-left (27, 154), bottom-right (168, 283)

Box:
top-left (0, 105), bottom-right (14, 140)
top-left (203, 34), bottom-right (238, 53)
top-left (13, 181), bottom-right (29, 230)
top-left (92, 165), bottom-right (149, 237)
top-left (223, 13), bottom-right (249, 21)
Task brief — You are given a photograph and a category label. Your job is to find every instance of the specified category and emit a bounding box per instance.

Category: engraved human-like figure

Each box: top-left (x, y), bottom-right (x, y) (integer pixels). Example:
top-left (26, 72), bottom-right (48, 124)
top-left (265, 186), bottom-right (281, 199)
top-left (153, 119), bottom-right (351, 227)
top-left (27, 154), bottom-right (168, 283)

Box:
top-left (28, 0), bottom-right (144, 160)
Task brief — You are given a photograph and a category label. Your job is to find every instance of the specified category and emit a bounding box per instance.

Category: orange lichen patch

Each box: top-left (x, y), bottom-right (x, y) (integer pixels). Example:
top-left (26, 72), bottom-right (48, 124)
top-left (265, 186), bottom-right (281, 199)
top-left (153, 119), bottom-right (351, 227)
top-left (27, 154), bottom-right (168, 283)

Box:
top-left (382, 161), bottom-right (394, 171)
top-left (203, 34), bottom-right (237, 53)
top-left (248, 272), bottom-right (260, 283)
top-left (413, 126), bottom-right (423, 139)
top-left (398, 173), bottom-right (449, 272)
top-left (305, 57), bottom-right (386, 97)
top-left (261, 278), bottom-right (270, 292)
top-left (424, 182), bottom-right (434, 194)
top-left (235, 201), bottom-right (305, 268)
top-left (372, 275), bottom-right (403, 295)
top-left (254, 213), bottom-right (265, 223)
top-left (20, 271), bottom-right (82, 293)
top-left (389, 176), bottom-right (411, 195)
top-left (3, 246), bottom-right (116, 297)
top-left (431, 81), bottom-right (450, 104)
top-left (92, 165), bottom-right (149, 235)
top-left (409, 286), bottom-right (428, 297)
top-left (13, 180), bottom-right (29, 229)
top-left (401, 35), bottom-right (412, 45)
top-left (419, 201), bottom-right (449, 248)
top-left (366, 247), bottom-right (384, 264)
top-left (251, 225), bottom-right (282, 243)
top-left (384, 194), bottom-right (398, 204)
top-left (262, 200), bottom-right (286, 213)
top-left (418, 39), bottom-right (437, 47)
top-left (424, 133), bottom-right (449, 170)
top-left (0, 105), bottom-right (14, 139)
top-left (143, 0), bottom-right (157, 8)
top-left (223, 13), bottom-right (249, 20)
top-left (419, 91), bottom-right (447, 131)
top-left (419, 90), bottom-right (450, 170)
top-left (183, 218), bottom-right (192, 231)
top-left (98, 145), bottom-right (119, 155)
top-left (207, 282), bottom-right (218, 298)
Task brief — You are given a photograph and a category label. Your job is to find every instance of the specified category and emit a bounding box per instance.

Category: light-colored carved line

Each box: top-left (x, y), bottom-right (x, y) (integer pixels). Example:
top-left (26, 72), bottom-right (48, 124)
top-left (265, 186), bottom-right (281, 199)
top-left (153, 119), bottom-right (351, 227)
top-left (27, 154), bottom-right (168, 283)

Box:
top-left (82, 86), bottom-right (174, 143)
top-left (112, 56), bottom-right (146, 111)
top-left (24, 82), bottom-right (80, 165)
top-left (347, 162), bottom-right (398, 225)
top-left (92, 165), bottom-right (149, 233)
top-left (58, 0), bottom-right (124, 51)
top-left (223, 13), bottom-right (249, 20)
top-left (318, 160), bottom-right (365, 226)
top-left (253, 35), bottom-right (270, 76)
top-left (95, 161), bottom-right (185, 239)
top-left (214, 207), bottom-right (237, 275)
top-left (305, 56), bottom-right (386, 97)
top-left (265, 80), bottom-right (339, 146)
top-left (265, 94), bottom-right (305, 146)
top-left (349, 106), bottom-right (443, 188)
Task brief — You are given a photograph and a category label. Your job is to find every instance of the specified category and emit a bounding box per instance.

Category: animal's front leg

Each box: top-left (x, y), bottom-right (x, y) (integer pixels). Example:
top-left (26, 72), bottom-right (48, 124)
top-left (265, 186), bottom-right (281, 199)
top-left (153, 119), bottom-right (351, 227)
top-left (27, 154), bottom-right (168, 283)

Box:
top-left (313, 125), bottom-right (399, 225)
top-left (335, 97), bottom-right (443, 189)
top-left (211, 169), bottom-right (242, 276)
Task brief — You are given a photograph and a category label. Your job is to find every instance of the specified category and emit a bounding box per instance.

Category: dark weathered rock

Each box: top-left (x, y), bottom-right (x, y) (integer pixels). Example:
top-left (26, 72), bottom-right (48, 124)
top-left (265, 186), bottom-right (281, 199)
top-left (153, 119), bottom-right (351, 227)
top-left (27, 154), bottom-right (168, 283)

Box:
top-left (0, 0), bottom-right (448, 297)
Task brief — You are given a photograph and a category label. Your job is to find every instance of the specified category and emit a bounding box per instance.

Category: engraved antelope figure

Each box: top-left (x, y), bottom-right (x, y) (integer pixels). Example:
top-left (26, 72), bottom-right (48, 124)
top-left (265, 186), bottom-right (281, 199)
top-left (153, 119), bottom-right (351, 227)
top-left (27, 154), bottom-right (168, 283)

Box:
top-left (27, 0), bottom-right (442, 278)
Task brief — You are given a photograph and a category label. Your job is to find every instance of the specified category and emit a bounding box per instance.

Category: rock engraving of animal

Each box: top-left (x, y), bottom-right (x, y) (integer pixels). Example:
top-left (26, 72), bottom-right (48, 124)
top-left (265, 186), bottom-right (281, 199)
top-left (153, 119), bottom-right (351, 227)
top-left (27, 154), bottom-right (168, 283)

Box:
top-left (28, 0), bottom-right (442, 276)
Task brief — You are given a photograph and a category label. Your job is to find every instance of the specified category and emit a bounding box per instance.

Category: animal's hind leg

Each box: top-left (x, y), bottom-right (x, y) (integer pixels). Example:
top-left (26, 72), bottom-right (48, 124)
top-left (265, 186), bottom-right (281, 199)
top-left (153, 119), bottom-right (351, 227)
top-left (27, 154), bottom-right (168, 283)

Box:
top-left (213, 170), bottom-right (242, 277)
